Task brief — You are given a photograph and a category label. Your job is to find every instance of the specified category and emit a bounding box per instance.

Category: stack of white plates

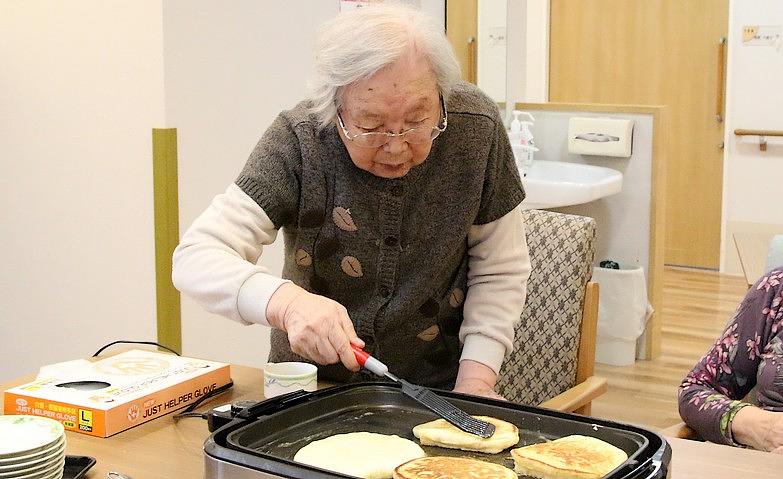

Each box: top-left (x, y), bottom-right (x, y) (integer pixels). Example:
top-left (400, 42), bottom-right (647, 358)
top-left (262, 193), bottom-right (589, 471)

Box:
top-left (0, 416), bottom-right (66, 479)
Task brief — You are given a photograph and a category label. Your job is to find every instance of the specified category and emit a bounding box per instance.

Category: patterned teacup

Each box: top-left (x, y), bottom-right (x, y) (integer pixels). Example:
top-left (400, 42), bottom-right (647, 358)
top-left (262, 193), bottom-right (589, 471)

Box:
top-left (262, 362), bottom-right (318, 398)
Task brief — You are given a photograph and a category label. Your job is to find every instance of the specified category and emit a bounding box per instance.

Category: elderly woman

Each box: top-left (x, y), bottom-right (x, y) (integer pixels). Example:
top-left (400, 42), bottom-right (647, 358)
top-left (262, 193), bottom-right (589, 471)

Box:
top-left (678, 269), bottom-right (783, 453)
top-left (172, 5), bottom-right (530, 399)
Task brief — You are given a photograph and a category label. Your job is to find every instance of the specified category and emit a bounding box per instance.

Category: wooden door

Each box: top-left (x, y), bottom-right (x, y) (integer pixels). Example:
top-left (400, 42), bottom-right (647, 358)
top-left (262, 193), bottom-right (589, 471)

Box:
top-left (549, 0), bottom-right (729, 269)
top-left (446, 0), bottom-right (478, 83)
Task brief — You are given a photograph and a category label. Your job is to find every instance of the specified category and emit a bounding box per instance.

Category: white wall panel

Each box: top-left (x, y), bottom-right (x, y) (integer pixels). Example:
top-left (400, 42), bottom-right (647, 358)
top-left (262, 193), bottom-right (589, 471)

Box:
top-left (721, 0), bottom-right (783, 273)
top-left (164, 1), bottom-right (339, 368)
top-left (0, 1), bottom-right (163, 381)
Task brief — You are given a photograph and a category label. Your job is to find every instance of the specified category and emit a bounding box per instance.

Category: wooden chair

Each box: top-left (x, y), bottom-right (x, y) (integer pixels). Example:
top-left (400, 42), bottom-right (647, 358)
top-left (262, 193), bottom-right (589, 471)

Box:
top-left (659, 422), bottom-right (702, 440)
top-left (733, 232), bottom-right (783, 288)
top-left (496, 209), bottom-right (607, 415)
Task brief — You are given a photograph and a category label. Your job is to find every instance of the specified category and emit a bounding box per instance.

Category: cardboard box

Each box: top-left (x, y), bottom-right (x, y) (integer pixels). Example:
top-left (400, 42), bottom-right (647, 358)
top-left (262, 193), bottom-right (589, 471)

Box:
top-left (3, 349), bottom-right (231, 437)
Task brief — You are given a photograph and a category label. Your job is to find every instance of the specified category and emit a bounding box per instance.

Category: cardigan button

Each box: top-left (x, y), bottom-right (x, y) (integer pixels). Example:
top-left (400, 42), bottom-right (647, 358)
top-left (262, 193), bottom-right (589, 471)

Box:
top-left (384, 236), bottom-right (398, 247)
top-left (379, 286), bottom-right (391, 298)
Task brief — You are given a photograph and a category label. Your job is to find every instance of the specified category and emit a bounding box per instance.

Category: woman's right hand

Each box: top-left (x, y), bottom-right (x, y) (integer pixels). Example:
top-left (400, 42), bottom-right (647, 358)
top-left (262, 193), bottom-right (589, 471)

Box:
top-left (266, 283), bottom-right (365, 371)
top-left (731, 406), bottom-right (783, 453)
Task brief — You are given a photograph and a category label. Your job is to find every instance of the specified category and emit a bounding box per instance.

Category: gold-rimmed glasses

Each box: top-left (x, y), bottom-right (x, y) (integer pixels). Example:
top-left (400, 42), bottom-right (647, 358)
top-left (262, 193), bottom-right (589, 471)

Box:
top-left (337, 96), bottom-right (447, 148)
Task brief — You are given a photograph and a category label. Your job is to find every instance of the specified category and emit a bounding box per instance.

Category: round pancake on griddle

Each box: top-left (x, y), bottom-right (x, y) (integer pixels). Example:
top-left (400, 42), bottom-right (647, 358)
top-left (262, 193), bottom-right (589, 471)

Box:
top-left (412, 415), bottom-right (519, 453)
top-left (294, 432), bottom-right (425, 479)
top-left (393, 456), bottom-right (517, 479)
top-left (510, 434), bottom-right (629, 479)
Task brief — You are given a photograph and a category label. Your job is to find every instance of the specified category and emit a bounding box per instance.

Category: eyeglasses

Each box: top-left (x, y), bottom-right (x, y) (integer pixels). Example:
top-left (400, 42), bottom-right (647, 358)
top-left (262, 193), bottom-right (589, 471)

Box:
top-left (337, 96), bottom-right (447, 148)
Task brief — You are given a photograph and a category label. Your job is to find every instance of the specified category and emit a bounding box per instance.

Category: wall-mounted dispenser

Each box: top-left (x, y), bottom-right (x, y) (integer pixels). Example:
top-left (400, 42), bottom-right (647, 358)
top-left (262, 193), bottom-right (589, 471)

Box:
top-left (568, 117), bottom-right (634, 157)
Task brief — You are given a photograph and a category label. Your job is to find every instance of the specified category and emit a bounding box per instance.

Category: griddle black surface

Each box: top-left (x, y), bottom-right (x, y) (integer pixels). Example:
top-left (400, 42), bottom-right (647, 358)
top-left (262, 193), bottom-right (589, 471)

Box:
top-left (205, 383), bottom-right (670, 479)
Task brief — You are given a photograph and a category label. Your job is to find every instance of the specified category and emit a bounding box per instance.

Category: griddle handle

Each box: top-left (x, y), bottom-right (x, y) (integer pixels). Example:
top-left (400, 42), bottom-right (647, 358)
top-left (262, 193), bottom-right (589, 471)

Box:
top-left (238, 389), bottom-right (314, 419)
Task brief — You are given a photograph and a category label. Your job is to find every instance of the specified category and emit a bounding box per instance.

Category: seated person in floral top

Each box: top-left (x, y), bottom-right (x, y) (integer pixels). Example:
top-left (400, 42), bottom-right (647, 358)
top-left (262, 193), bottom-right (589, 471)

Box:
top-left (678, 269), bottom-right (783, 453)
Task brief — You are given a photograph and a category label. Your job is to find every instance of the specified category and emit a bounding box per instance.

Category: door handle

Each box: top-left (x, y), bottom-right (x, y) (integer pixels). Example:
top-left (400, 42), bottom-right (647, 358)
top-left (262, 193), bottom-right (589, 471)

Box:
top-left (716, 37), bottom-right (727, 123)
top-left (467, 36), bottom-right (477, 84)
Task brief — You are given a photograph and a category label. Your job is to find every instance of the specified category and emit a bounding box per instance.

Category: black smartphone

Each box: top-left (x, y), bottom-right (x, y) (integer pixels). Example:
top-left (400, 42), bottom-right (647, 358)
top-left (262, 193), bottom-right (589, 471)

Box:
top-left (63, 455), bottom-right (97, 479)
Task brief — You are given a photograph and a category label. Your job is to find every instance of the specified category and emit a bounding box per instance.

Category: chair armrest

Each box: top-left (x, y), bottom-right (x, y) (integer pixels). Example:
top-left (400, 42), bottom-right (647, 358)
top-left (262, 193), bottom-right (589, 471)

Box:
top-left (538, 376), bottom-right (607, 412)
top-left (659, 422), bottom-right (702, 440)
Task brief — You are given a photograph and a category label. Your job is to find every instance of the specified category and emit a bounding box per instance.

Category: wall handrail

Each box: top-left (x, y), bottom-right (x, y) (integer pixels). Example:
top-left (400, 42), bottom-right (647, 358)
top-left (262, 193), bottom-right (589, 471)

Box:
top-left (734, 129), bottom-right (783, 151)
top-left (734, 129), bottom-right (783, 137)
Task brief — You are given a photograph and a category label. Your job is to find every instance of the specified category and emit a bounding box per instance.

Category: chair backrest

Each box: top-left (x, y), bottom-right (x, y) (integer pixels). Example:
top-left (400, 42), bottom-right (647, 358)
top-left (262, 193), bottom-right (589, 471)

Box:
top-left (496, 209), bottom-right (597, 405)
top-left (765, 234), bottom-right (783, 272)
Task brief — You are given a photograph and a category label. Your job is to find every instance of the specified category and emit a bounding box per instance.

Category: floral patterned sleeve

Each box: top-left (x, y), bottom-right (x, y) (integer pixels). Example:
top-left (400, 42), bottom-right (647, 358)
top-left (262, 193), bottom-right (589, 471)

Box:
top-left (678, 270), bottom-right (783, 445)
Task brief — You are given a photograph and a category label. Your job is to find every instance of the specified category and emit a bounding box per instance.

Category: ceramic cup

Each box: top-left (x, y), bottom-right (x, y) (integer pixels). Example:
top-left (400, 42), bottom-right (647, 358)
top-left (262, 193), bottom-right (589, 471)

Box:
top-left (262, 362), bottom-right (318, 398)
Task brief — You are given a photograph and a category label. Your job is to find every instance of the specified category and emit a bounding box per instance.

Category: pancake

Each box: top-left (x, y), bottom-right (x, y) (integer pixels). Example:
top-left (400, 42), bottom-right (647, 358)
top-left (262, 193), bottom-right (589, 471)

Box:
top-left (293, 432), bottom-right (425, 479)
top-left (411, 415), bottom-right (519, 454)
top-left (393, 456), bottom-right (517, 479)
top-left (510, 434), bottom-right (629, 479)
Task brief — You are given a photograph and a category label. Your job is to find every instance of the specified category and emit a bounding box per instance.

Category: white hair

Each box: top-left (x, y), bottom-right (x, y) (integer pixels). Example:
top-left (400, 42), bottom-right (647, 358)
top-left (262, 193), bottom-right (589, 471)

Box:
top-left (308, 3), bottom-right (461, 130)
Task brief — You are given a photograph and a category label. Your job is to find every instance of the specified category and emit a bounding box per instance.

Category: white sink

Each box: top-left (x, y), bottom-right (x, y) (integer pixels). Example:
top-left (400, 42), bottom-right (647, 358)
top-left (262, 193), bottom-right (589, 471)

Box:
top-left (520, 160), bottom-right (623, 210)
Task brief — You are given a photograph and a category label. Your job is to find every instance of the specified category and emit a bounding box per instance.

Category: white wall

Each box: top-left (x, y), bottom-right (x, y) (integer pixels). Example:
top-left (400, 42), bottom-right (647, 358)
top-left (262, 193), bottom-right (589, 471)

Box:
top-left (478, 0), bottom-right (507, 101)
top-left (503, 0), bottom-right (549, 124)
top-left (164, 1), bottom-right (340, 369)
top-left (0, 1), bottom-right (163, 381)
top-left (417, 0), bottom-right (445, 26)
top-left (524, 0), bottom-right (549, 102)
top-left (721, 0), bottom-right (783, 274)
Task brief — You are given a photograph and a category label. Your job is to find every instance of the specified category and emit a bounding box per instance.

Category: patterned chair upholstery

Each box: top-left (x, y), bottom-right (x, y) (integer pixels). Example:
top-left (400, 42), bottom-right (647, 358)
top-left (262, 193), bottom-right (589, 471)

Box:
top-left (496, 209), bottom-right (599, 408)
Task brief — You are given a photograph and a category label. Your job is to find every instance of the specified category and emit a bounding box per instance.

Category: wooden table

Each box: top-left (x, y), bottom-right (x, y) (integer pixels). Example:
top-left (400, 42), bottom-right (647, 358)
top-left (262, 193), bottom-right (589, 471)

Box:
top-left (3, 364), bottom-right (783, 478)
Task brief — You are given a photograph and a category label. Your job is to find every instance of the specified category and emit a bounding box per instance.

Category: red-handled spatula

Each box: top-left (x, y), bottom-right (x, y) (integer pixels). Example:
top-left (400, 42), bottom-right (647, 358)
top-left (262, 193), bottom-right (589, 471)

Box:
top-left (352, 345), bottom-right (495, 438)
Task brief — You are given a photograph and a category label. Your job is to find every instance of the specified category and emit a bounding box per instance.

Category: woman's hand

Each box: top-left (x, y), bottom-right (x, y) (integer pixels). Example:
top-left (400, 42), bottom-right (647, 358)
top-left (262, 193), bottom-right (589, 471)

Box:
top-left (453, 360), bottom-right (506, 401)
top-left (731, 406), bottom-right (783, 453)
top-left (765, 412), bottom-right (783, 454)
top-left (454, 378), bottom-right (506, 400)
top-left (266, 283), bottom-right (364, 371)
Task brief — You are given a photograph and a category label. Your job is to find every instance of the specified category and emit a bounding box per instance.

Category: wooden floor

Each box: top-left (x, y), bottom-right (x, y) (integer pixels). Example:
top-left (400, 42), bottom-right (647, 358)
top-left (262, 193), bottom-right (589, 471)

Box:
top-left (590, 266), bottom-right (748, 431)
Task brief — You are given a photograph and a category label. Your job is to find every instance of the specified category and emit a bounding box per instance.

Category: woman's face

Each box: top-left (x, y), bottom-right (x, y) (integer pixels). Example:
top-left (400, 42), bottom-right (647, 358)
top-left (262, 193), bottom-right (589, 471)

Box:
top-left (337, 55), bottom-right (441, 179)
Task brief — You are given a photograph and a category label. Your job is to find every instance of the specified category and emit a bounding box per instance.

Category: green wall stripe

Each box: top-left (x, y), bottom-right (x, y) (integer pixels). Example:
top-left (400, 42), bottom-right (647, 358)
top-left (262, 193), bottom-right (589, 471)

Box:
top-left (152, 128), bottom-right (182, 353)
